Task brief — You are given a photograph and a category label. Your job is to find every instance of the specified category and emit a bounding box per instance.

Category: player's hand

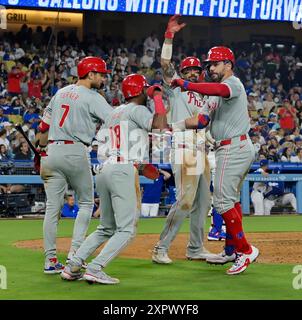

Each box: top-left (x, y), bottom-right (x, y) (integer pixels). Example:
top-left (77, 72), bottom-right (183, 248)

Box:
top-left (34, 146), bottom-right (47, 174)
top-left (146, 84), bottom-right (163, 99)
top-left (33, 153), bottom-right (41, 174)
top-left (165, 14), bottom-right (186, 38)
top-left (170, 78), bottom-right (185, 89)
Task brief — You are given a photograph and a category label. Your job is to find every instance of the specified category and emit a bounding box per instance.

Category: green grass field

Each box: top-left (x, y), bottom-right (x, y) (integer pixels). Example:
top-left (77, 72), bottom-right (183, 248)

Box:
top-left (1, 216), bottom-right (302, 300)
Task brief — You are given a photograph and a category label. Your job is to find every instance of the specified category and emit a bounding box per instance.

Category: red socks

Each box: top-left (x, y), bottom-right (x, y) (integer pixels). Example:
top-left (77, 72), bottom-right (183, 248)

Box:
top-left (223, 207), bottom-right (251, 254)
top-left (235, 202), bottom-right (242, 221)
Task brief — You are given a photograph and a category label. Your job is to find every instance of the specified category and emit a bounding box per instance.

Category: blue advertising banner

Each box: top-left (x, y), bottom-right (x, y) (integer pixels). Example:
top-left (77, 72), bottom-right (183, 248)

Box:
top-left (0, 0), bottom-right (302, 22)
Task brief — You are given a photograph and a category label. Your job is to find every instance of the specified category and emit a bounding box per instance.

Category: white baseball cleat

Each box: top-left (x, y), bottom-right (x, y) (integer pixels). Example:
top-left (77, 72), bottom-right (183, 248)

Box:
top-left (66, 251), bottom-right (88, 269)
top-left (83, 270), bottom-right (120, 285)
top-left (226, 245), bottom-right (260, 275)
top-left (152, 249), bottom-right (172, 264)
top-left (44, 258), bottom-right (64, 274)
top-left (206, 250), bottom-right (236, 265)
top-left (186, 248), bottom-right (217, 261)
top-left (61, 263), bottom-right (83, 281)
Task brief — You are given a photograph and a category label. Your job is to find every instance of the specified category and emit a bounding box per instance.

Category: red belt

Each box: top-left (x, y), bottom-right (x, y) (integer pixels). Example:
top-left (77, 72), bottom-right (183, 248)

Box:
top-left (219, 134), bottom-right (247, 146)
top-left (48, 140), bottom-right (74, 144)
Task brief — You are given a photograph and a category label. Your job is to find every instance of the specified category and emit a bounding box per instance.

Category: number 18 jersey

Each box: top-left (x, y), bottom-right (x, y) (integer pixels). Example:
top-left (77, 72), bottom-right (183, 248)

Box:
top-left (96, 102), bottom-right (154, 163)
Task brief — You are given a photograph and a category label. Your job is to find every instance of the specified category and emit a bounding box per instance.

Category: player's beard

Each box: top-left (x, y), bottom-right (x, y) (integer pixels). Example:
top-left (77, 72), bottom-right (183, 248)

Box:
top-left (91, 81), bottom-right (104, 90)
top-left (183, 73), bottom-right (200, 83)
top-left (210, 72), bottom-right (224, 82)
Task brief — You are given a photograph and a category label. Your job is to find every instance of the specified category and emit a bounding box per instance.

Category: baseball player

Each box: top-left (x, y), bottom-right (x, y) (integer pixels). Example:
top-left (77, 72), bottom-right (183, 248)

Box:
top-left (37, 57), bottom-right (113, 274)
top-left (263, 168), bottom-right (297, 215)
top-left (251, 159), bottom-right (269, 215)
top-left (152, 14), bottom-right (214, 264)
top-left (61, 74), bottom-right (168, 284)
top-left (171, 46), bottom-right (259, 275)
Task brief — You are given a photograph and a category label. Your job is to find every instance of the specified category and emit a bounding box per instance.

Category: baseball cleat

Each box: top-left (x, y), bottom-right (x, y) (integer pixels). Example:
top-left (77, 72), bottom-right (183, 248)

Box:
top-left (206, 250), bottom-right (236, 265)
top-left (226, 246), bottom-right (260, 275)
top-left (66, 250), bottom-right (88, 269)
top-left (207, 226), bottom-right (227, 241)
top-left (186, 248), bottom-right (217, 261)
top-left (152, 250), bottom-right (172, 264)
top-left (66, 258), bottom-right (88, 270)
top-left (61, 264), bottom-right (83, 281)
top-left (82, 270), bottom-right (120, 285)
top-left (44, 258), bottom-right (64, 274)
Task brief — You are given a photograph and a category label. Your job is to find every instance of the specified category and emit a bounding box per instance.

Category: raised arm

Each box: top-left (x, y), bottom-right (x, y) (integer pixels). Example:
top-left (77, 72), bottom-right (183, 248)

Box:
top-left (147, 85), bottom-right (168, 130)
top-left (171, 79), bottom-right (231, 98)
top-left (161, 14), bottom-right (186, 84)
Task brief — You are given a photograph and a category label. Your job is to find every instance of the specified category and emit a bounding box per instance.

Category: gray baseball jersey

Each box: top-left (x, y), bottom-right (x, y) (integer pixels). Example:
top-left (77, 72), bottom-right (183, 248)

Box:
top-left (154, 81), bottom-right (211, 258)
top-left (163, 83), bottom-right (205, 123)
top-left (72, 102), bottom-right (154, 273)
top-left (42, 84), bottom-right (113, 266)
top-left (209, 75), bottom-right (250, 141)
top-left (96, 102), bottom-right (153, 163)
top-left (210, 75), bottom-right (255, 214)
top-left (43, 84), bottom-right (112, 145)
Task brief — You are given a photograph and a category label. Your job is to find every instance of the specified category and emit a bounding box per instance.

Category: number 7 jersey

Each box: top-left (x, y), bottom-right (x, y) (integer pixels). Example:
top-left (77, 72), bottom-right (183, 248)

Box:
top-left (42, 84), bottom-right (113, 145)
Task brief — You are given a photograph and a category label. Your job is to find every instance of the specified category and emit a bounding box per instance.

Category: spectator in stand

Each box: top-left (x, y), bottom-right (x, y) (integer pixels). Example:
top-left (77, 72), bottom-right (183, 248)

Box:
top-left (267, 145), bottom-right (279, 162)
top-left (0, 128), bottom-right (10, 150)
top-left (275, 128), bottom-right (285, 143)
top-left (143, 31), bottom-right (160, 56)
top-left (14, 141), bottom-right (32, 160)
top-left (0, 144), bottom-right (11, 161)
top-left (294, 136), bottom-right (302, 149)
top-left (250, 132), bottom-right (261, 153)
top-left (11, 95), bottom-right (25, 115)
top-left (150, 53), bottom-right (162, 70)
top-left (259, 145), bottom-right (269, 157)
top-left (140, 49), bottom-right (154, 68)
top-left (267, 112), bottom-right (280, 130)
top-left (0, 107), bottom-right (9, 124)
top-left (7, 66), bottom-right (26, 96)
top-left (291, 148), bottom-right (302, 163)
top-left (23, 103), bottom-right (41, 131)
top-left (258, 153), bottom-right (267, 161)
top-left (117, 50), bottom-right (129, 71)
top-left (263, 93), bottom-right (276, 114)
top-left (278, 98), bottom-right (297, 134)
top-left (248, 92), bottom-right (263, 111)
top-left (150, 70), bottom-right (163, 85)
top-left (13, 42), bottom-right (25, 60)
top-left (280, 147), bottom-right (293, 162)
top-left (105, 82), bottom-right (123, 106)
top-left (28, 75), bottom-right (43, 99)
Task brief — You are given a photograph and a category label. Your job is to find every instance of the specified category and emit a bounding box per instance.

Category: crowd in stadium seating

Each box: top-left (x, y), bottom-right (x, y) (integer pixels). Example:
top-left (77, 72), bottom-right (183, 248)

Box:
top-left (0, 25), bottom-right (302, 164)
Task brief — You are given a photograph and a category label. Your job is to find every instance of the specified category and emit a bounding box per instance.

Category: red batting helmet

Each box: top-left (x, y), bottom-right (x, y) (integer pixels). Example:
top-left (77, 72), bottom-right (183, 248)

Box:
top-left (77, 56), bottom-right (111, 78)
top-left (122, 74), bottom-right (150, 99)
top-left (180, 57), bottom-right (202, 72)
top-left (205, 46), bottom-right (235, 65)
